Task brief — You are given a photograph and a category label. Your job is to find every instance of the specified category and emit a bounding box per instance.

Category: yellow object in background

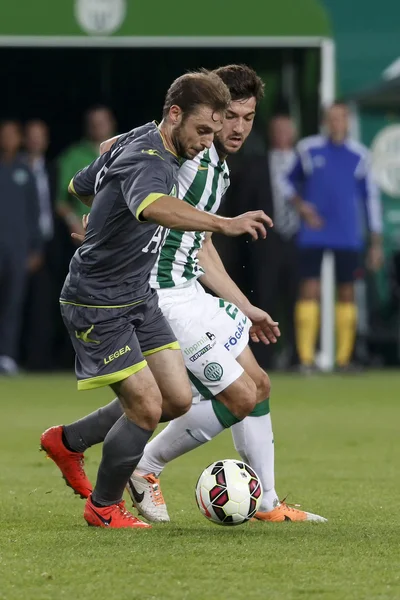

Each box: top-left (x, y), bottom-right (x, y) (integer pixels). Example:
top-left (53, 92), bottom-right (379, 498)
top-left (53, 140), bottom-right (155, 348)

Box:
top-left (336, 303), bottom-right (357, 367)
top-left (295, 300), bottom-right (320, 366)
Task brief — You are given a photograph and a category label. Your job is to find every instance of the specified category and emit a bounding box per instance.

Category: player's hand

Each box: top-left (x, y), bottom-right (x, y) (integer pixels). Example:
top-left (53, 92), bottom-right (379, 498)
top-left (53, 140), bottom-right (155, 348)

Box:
top-left (246, 305), bottom-right (281, 345)
top-left (367, 242), bottom-right (384, 272)
top-left (220, 211), bottom-right (273, 241)
top-left (71, 214), bottom-right (89, 244)
top-left (298, 201), bottom-right (323, 229)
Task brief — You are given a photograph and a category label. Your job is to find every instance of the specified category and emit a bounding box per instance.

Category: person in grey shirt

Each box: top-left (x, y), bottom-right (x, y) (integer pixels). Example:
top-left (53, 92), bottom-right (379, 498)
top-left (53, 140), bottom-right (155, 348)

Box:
top-left (267, 114), bottom-right (299, 368)
top-left (41, 71), bottom-right (272, 529)
top-left (0, 120), bottom-right (42, 375)
top-left (220, 114), bottom-right (299, 369)
top-left (20, 119), bottom-right (60, 371)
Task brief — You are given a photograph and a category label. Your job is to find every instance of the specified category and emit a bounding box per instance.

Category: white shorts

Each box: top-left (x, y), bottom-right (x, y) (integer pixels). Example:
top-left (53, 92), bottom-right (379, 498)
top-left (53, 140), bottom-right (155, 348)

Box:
top-left (157, 279), bottom-right (251, 402)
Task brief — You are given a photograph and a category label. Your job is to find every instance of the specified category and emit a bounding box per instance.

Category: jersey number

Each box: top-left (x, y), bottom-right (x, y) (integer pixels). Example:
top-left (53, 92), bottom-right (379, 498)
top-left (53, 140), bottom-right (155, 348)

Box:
top-left (142, 226), bottom-right (169, 254)
top-left (94, 145), bottom-right (124, 194)
top-left (219, 299), bottom-right (239, 320)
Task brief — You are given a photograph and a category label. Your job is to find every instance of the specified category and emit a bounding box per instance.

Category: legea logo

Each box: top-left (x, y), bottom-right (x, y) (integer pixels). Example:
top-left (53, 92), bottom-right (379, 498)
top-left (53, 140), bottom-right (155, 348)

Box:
top-left (75, 0), bottom-right (127, 35)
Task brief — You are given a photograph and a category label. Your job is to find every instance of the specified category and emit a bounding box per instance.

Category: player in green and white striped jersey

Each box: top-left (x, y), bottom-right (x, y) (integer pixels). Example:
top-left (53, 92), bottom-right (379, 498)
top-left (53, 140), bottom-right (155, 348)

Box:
top-left (132, 65), bottom-right (326, 524)
top-left (151, 143), bottom-right (230, 289)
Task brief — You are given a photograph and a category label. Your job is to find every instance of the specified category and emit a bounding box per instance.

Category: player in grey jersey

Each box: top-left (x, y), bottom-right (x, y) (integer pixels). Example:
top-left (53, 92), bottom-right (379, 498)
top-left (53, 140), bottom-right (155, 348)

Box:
top-left (40, 70), bottom-right (273, 529)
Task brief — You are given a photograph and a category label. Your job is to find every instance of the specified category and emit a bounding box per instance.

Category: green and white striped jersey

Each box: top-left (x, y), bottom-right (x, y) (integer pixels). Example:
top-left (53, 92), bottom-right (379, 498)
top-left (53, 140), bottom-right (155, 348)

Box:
top-left (151, 145), bottom-right (230, 289)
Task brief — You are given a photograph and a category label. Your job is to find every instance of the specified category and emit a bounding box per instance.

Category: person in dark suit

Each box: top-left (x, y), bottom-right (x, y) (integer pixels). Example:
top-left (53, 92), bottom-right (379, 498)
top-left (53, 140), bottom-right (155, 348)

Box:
top-left (0, 120), bottom-right (42, 375)
top-left (216, 115), bottom-right (299, 369)
top-left (20, 120), bottom-right (72, 370)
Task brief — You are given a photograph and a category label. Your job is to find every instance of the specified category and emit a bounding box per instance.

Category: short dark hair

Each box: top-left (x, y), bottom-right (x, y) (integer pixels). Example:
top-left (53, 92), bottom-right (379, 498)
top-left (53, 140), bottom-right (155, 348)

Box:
top-left (162, 71), bottom-right (231, 118)
top-left (213, 64), bottom-right (265, 104)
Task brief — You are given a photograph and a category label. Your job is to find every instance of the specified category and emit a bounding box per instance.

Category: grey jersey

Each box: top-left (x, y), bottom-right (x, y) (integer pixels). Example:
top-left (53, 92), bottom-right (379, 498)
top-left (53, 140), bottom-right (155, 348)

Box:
top-left (61, 122), bottom-right (179, 306)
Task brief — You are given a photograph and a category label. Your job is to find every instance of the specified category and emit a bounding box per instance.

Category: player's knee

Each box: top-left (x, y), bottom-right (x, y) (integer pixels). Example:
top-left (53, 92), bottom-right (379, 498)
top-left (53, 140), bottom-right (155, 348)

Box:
top-left (165, 390), bottom-right (192, 419)
top-left (227, 375), bottom-right (257, 420)
top-left (126, 406), bottom-right (162, 430)
top-left (300, 279), bottom-right (320, 301)
top-left (144, 400), bottom-right (163, 430)
top-left (338, 283), bottom-right (354, 303)
top-left (254, 369), bottom-right (271, 402)
top-left (162, 378), bottom-right (192, 420)
top-left (124, 389), bottom-right (163, 430)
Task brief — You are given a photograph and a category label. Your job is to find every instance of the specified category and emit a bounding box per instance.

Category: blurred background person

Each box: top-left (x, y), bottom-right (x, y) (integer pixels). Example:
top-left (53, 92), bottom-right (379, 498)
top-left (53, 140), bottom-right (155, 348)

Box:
top-left (265, 114), bottom-right (299, 368)
top-left (56, 105), bottom-right (116, 242)
top-left (19, 120), bottom-right (61, 370)
top-left (0, 120), bottom-right (42, 375)
top-left (218, 114), bottom-right (299, 369)
top-left (286, 102), bottom-right (384, 373)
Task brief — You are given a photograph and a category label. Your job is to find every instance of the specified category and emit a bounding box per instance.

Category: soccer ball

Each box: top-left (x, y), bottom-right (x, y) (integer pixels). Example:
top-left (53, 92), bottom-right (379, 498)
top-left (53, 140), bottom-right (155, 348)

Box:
top-left (195, 459), bottom-right (263, 526)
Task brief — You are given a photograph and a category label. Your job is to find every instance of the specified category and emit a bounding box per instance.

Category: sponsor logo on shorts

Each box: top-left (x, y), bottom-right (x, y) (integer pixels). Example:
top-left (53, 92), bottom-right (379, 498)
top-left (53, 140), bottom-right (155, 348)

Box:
top-left (184, 333), bottom-right (216, 357)
top-left (224, 318), bottom-right (248, 351)
top-left (75, 324), bottom-right (100, 345)
top-left (189, 344), bottom-right (213, 362)
top-left (104, 345), bottom-right (131, 365)
top-left (204, 362), bottom-right (223, 382)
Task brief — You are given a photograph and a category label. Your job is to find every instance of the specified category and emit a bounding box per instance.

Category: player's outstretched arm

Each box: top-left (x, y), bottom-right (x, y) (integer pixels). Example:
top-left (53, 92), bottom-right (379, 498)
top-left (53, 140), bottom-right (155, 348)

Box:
top-left (142, 197), bottom-right (273, 239)
top-left (198, 235), bottom-right (280, 345)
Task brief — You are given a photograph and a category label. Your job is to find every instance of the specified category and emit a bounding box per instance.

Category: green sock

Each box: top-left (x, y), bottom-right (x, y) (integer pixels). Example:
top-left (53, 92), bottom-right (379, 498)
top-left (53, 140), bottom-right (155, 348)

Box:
top-left (211, 398), bottom-right (270, 428)
top-left (211, 399), bottom-right (242, 428)
top-left (249, 398), bottom-right (270, 417)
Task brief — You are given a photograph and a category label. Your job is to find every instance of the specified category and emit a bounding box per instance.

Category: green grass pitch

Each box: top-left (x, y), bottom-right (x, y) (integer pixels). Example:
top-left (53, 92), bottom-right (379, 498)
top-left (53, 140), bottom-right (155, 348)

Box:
top-left (0, 372), bottom-right (399, 600)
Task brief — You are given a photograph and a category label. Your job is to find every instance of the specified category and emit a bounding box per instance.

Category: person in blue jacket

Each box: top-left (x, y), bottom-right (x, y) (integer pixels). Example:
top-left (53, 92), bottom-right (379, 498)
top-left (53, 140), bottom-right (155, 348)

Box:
top-left (285, 102), bottom-right (383, 371)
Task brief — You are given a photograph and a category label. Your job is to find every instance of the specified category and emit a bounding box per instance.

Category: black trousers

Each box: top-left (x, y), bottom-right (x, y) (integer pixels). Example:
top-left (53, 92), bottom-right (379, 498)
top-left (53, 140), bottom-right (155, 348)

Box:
top-left (20, 259), bottom-right (58, 370)
top-left (0, 245), bottom-right (28, 360)
top-left (20, 230), bottom-right (75, 371)
top-left (250, 234), bottom-right (299, 369)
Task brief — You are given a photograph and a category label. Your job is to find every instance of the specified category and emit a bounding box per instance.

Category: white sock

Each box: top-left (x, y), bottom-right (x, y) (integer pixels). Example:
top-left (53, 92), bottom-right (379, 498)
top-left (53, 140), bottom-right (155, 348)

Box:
top-left (136, 401), bottom-right (225, 476)
top-left (231, 413), bottom-right (280, 512)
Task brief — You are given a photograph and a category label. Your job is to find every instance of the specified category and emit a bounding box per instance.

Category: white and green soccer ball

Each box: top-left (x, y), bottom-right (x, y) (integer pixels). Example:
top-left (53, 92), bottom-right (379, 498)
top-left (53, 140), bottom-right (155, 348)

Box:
top-left (195, 459), bottom-right (263, 526)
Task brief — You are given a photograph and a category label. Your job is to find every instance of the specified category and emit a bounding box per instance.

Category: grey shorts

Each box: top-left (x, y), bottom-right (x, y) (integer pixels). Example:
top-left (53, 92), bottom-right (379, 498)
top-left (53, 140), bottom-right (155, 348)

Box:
top-left (60, 290), bottom-right (179, 390)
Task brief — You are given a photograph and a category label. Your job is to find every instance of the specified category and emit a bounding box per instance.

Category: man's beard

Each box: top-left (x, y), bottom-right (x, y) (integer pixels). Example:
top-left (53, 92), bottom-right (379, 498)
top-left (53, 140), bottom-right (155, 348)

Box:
top-left (214, 134), bottom-right (244, 157)
top-left (172, 125), bottom-right (191, 159)
top-left (213, 135), bottom-right (229, 156)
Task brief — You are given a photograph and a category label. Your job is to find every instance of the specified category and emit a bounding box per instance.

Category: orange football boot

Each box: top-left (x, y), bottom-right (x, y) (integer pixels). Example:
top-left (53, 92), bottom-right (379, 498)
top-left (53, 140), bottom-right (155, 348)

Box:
top-left (84, 496), bottom-right (152, 529)
top-left (40, 425), bottom-right (92, 499)
top-left (254, 499), bottom-right (327, 522)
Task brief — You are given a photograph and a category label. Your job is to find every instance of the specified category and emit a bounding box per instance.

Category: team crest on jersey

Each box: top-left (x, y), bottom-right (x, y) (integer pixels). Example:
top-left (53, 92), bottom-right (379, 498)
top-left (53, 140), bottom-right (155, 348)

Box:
top-left (74, 0), bottom-right (126, 35)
